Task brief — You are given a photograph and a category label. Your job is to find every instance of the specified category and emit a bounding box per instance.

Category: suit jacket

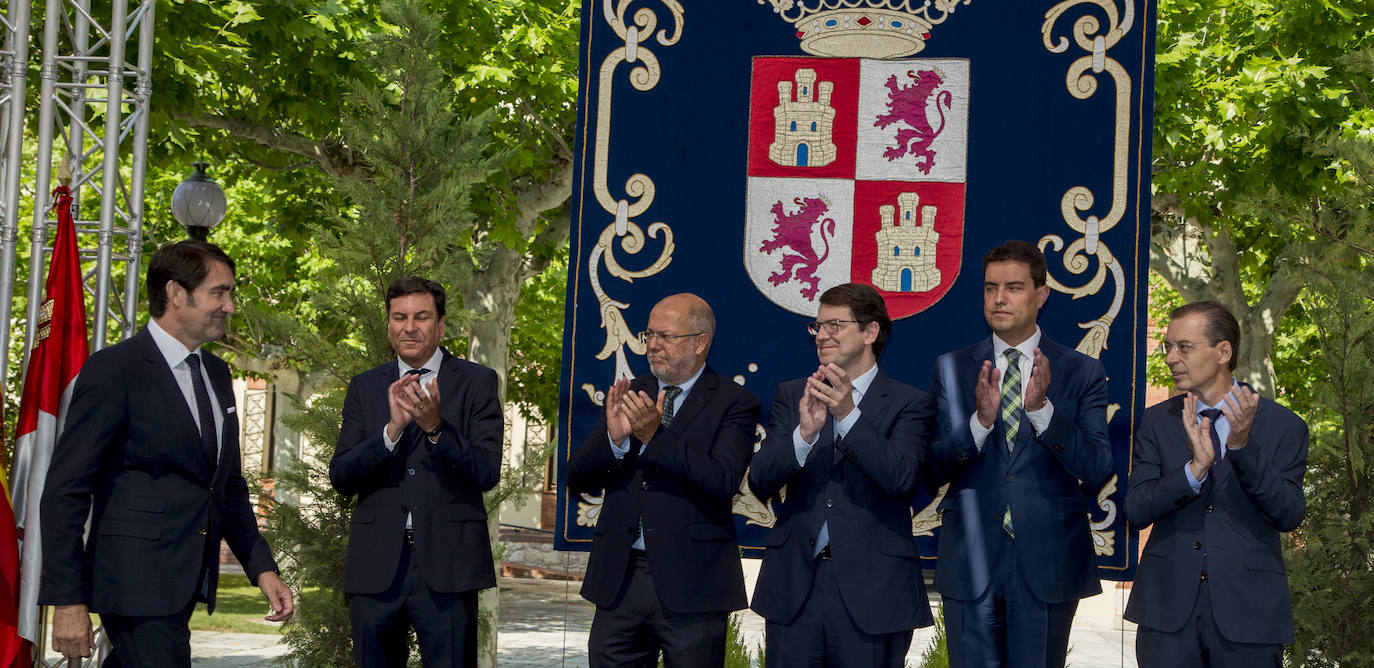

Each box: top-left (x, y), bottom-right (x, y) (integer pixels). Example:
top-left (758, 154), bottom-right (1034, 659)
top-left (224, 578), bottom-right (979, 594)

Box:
top-left (749, 368), bottom-right (936, 635)
top-left (927, 334), bottom-right (1112, 604)
top-left (39, 328), bottom-right (277, 616)
top-left (1123, 392), bottom-right (1307, 643)
top-left (329, 348), bottom-right (503, 595)
top-left (568, 366), bottom-right (760, 614)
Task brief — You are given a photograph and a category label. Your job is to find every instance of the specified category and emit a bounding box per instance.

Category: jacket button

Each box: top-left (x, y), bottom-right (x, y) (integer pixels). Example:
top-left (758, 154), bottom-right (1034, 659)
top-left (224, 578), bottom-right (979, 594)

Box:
top-left (1192, 542), bottom-right (1202, 550)
top-left (198, 528), bottom-right (207, 535)
top-left (208, 486), bottom-right (214, 494)
top-left (825, 498), bottom-right (834, 508)
top-left (641, 481), bottom-right (649, 490)
top-left (408, 468), bottom-right (416, 476)
top-left (1200, 572), bottom-right (1208, 581)
top-left (809, 539), bottom-right (816, 546)
top-left (1205, 505), bottom-right (1214, 513)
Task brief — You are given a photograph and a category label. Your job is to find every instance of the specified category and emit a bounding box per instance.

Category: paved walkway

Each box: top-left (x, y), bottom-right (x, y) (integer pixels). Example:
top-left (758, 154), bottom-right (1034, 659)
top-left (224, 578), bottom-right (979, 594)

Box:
top-left (48, 577), bottom-right (1137, 666)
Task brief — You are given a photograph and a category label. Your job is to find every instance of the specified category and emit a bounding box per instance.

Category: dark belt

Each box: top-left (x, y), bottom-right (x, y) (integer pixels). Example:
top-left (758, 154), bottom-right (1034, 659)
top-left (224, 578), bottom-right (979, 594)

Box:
top-left (403, 528), bottom-right (414, 544)
top-left (817, 544), bottom-right (833, 560)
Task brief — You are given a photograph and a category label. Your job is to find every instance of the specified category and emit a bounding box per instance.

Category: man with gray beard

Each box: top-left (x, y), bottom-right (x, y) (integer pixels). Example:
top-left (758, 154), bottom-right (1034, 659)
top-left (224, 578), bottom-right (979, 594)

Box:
top-left (568, 293), bottom-right (761, 667)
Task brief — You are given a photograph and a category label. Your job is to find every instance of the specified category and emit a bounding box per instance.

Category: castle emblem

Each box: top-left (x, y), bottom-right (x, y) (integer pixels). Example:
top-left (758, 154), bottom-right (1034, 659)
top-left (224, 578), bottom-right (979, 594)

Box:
top-left (770, 69), bottom-right (838, 168)
top-left (745, 57), bottom-right (969, 319)
top-left (871, 192), bottom-right (940, 292)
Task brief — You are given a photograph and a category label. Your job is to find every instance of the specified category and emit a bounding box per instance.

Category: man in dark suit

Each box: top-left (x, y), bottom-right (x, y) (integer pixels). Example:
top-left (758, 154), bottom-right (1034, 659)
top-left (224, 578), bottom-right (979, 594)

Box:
top-left (40, 240), bottom-right (293, 665)
top-left (330, 276), bottom-right (503, 667)
top-left (1125, 301), bottom-right (1307, 666)
top-left (750, 282), bottom-right (936, 667)
top-left (926, 240), bottom-right (1112, 668)
top-left (568, 293), bottom-right (760, 668)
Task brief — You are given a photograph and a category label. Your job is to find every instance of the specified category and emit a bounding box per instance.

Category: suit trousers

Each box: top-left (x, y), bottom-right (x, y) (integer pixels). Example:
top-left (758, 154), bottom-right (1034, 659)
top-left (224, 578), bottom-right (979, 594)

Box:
top-left (945, 534), bottom-right (1077, 668)
top-left (100, 602), bottom-right (196, 668)
top-left (588, 551), bottom-right (728, 668)
top-left (764, 558), bottom-right (914, 668)
top-left (1136, 580), bottom-right (1282, 668)
top-left (348, 538), bottom-right (479, 668)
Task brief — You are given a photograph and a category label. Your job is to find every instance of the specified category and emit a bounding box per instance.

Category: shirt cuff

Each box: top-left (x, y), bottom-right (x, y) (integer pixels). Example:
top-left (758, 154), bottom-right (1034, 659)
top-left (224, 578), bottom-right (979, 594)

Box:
top-left (793, 426), bottom-right (818, 467)
top-left (1184, 463), bottom-right (1206, 494)
top-left (834, 407), bottom-right (862, 440)
top-left (381, 425), bottom-right (399, 452)
top-left (1027, 399), bottom-right (1054, 435)
top-left (968, 413), bottom-right (991, 452)
top-left (608, 434), bottom-right (632, 460)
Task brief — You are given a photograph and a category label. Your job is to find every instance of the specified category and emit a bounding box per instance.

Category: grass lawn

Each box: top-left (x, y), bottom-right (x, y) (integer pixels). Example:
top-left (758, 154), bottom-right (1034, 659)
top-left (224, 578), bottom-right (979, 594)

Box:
top-left (188, 582), bottom-right (285, 635)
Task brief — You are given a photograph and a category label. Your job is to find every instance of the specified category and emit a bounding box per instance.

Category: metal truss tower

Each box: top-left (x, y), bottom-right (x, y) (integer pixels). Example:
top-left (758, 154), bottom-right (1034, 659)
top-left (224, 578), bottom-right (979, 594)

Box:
top-left (0, 0), bottom-right (156, 369)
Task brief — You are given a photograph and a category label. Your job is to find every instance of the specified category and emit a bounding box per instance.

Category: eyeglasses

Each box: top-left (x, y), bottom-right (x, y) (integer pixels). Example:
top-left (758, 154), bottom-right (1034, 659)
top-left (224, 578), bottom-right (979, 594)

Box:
top-left (807, 319), bottom-right (862, 336)
top-left (638, 329), bottom-right (703, 345)
top-left (1156, 340), bottom-right (1216, 357)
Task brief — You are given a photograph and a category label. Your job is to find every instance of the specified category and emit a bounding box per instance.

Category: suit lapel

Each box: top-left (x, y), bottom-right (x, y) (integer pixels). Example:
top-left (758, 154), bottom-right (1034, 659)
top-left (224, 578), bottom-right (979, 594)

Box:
top-left (668, 367), bottom-right (713, 430)
top-left (205, 353), bottom-right (236, 476)
top-left (135, 329), bottom-right (203, 458)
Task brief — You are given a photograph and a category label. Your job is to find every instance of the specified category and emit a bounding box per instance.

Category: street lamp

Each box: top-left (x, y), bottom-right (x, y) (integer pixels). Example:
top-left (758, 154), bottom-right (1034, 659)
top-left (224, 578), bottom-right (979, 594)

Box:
top-left (171, 161), bottom-right (227, 240)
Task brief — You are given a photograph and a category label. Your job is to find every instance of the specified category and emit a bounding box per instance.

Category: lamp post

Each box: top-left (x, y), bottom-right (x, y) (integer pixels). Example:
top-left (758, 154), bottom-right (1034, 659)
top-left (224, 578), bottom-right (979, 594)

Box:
top-left (170, 161), bottom-right (226, 240)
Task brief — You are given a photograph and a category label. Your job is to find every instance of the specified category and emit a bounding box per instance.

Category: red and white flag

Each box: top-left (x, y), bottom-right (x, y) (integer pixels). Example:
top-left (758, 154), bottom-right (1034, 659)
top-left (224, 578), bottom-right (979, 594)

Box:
top-left (8, 186), bottom-right (89, 646)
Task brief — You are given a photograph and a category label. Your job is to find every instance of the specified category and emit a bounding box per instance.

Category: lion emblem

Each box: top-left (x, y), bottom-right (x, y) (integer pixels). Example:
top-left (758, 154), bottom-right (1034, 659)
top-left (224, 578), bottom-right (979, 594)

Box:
top-left (874, 69), bottom-right (953, 174)
top-left (759, 195), bottom-right (835, 301)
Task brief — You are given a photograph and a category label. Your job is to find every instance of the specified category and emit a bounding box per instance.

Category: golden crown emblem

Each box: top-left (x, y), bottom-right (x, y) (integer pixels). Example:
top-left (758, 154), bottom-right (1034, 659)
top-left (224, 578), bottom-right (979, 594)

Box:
top-left (757, 0), bottom-right (972, 59)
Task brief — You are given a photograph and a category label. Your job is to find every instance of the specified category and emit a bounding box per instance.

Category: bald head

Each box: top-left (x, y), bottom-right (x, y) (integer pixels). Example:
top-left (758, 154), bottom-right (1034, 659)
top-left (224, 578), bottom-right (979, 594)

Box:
top-left (644, 293), bottom-right (715, 385)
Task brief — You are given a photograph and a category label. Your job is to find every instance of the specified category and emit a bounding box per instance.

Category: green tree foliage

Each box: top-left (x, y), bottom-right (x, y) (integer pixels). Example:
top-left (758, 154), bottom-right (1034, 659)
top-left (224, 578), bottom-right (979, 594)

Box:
top-left (1150, 0), bottom-right (1374, 396)
top-left (247, 3), bottom-right (504, 663)
top-left (1280, 50), bottom-right (1374, 667)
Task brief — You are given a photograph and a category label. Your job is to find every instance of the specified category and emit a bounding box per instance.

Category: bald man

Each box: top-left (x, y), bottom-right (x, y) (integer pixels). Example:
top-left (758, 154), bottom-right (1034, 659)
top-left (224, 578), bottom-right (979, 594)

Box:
top-left (568, 293), bottom-right (761, 667)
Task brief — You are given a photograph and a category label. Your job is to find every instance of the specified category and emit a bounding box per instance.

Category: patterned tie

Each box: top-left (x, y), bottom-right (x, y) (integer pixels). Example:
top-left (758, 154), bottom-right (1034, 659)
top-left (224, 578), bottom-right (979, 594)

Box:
top-left (630, 385), bottom-right (683, 549)
top-left (1199, 408), bottom-right (1224, 465)
top-left (1000, 348), bottom-right (1023, 539)
top-left (1000, 348), bottom-right (1024, 448)
top-left (660, 385), bottom-right (683, 426)
top-left (185, 354), bottom-right (218, 475)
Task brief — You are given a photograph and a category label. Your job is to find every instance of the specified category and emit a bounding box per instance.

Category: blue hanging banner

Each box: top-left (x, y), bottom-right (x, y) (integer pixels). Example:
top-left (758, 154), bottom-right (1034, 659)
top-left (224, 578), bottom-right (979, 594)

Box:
top-left (555, 0), bottom-right (1155, 581)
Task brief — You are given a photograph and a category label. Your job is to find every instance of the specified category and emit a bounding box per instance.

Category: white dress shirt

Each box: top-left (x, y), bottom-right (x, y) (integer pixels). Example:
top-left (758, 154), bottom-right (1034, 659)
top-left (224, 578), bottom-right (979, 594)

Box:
top-left (1185, 382), bottom-right (1242, 493)
top-left (147, 319), bottom-right (225, 463)
top-left (969, 326), bottom-right (1055, 452)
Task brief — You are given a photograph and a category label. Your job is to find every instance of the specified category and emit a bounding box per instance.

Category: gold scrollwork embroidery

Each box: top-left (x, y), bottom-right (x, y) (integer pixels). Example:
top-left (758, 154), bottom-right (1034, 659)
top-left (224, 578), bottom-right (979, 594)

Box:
top-left (580, 2), bottom-right (685, 526)
top-left (1038, 0), bottom-right (1135, 358)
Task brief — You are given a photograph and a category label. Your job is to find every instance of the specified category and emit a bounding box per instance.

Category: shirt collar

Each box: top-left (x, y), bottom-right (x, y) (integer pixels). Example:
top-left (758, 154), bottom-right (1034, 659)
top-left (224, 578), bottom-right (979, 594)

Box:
top-left (398, 347), bottom-right (445, 377)
top-left (850, 363), bottom-right (879, 400)
top-left (992, 326), bottom-right (1042, 362)
top-left (147, 318), bottom-right (199, 370)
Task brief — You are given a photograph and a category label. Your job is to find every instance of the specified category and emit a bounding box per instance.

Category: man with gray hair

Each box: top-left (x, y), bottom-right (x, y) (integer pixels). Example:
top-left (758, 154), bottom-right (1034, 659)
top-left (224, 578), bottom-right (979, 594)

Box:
top-left (569, 293), bottom-right (761, 667)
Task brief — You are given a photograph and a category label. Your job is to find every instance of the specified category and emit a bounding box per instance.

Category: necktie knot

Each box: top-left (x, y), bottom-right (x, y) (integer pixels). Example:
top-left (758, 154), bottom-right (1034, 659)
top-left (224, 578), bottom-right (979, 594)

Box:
top-left (1004, 347), bottom-right (1021, 365)
top-left (406, 368), bottom-right (430, 377)
top-left (1199, 408), bottom-right (1223, 422)
top-left (185, 353), bottom-right (201, 371)
top-left (661, 386), bottom-right (683, 426)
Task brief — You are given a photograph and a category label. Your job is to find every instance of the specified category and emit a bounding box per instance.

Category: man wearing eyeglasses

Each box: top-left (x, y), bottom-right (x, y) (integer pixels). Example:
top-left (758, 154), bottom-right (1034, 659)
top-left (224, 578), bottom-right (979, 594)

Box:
top-left (568, 292), bottom-right (761, 668)
top-left (925, 240), bottom-right (1112, 668)
top-left (1124, 301), bottom-right (1307, 666)
top-left (749, 282), bottom-right (936, 667)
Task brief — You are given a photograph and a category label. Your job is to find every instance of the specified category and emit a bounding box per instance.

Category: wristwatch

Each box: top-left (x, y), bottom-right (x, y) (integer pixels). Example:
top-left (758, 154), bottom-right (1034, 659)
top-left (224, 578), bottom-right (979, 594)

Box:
top-left (424, 424), bottom-right (443, 439)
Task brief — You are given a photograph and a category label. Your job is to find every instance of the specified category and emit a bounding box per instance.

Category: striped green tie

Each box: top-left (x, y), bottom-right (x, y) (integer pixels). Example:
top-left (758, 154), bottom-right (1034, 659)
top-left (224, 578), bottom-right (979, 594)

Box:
top-left (1000, 348), bottom-right (1024, 447)
top-left (1000, 348), bottom-right (1023, 539)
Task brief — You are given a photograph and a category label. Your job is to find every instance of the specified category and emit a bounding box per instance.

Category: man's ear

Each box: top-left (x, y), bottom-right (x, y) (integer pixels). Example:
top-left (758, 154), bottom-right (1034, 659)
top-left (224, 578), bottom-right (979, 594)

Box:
top-left (1035, 284), bottom-right (1050, 309)
top-left (165, 280), bottom-right (187, 309)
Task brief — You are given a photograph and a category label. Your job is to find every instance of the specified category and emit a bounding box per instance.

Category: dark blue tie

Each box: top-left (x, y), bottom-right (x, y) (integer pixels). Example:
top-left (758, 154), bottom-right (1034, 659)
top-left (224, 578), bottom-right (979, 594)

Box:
top-left (1199, 408), bottom-right (1224, 465)
top-left (185, 354), bottom-right (218, 475)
